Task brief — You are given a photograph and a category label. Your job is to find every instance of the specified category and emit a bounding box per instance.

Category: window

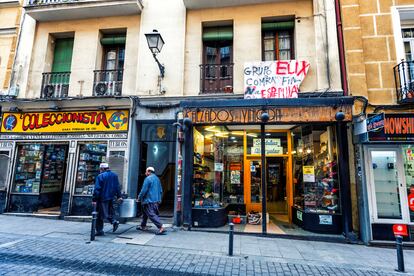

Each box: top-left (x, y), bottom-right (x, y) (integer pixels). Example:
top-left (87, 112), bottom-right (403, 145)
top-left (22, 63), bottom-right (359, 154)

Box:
top-left (262, 21), bottom-right (294, 61)
top-left (0, 151), bottom-right (10, 190)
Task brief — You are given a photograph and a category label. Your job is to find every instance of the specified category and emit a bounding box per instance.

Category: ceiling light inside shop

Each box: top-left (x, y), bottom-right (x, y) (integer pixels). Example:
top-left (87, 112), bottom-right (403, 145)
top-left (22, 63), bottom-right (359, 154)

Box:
top-left (247, 133), bottom-right (258, 137)
top-left (292, 150), bottom-right (297, 154)
top-left (265, 133), bottom-right (271, 136)
top-left (231, 131), bottom-right (244, 136)
top-left (306, 149), bottom-right (312, 154)
top-left (230, 136), bottom-right (236, 140)
top-left (205, 126), bottom-right (221, 133)
top-left (298, 149), bottom-right (303, 153)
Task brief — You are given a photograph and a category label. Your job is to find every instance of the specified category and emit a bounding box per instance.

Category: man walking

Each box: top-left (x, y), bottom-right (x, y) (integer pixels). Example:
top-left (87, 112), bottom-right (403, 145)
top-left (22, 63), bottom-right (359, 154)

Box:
top-left (92, 163), bottom-right (122, 236)
top-left (137, 167), bottom-right (166, 235)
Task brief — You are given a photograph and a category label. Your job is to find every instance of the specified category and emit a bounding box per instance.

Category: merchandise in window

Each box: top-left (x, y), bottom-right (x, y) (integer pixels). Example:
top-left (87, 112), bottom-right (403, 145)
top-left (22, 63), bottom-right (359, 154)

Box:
top-left (402, 145), bottom-right (414, 222)
top-left (293, 125), bottom-right (340, 214)
top-left (13, 144), bottom-right (68, 194)
top-left (192, 126), bottom-right (244, 208)
top-left (0, 151), bottom-right (10, 190)
top-left (75, 143), bottom-right (107, 195)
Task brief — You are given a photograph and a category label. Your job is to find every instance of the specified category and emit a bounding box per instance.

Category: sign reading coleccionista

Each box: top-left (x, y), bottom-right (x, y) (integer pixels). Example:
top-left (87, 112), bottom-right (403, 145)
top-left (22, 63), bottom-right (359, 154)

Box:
top-left (1, 110), bottom-right (129, 133)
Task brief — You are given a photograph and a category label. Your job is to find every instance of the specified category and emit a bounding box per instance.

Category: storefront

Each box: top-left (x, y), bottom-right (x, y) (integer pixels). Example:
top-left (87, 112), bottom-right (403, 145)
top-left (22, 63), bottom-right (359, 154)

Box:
top-left (180, 97), bottom-right (354, 235)
top-left (356, 113), bottom-right (414, 241)
top-left (0, 109), bottom-right (130, 216)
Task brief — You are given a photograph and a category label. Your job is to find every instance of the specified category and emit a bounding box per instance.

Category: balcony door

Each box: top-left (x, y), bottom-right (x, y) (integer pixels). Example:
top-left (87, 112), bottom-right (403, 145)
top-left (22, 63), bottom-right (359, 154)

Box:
top-left (201, 26), bottom-right (233, 94)
top-left (45, 38), bottom-right (73, 97)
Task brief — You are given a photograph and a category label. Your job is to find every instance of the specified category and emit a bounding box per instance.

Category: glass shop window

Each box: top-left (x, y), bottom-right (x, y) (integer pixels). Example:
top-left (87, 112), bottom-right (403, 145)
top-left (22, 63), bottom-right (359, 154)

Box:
top-left (75, 143), bottom-right (107, 195)
top-left (13, 144), bottom-right (68, 194)
top-left (0, 151), bottom-right (10, 190)
top-left (292, 125), bottom-right (341, 214)
top-left (402, 145), bottom-right (414, 222)
top-left (193, 126), bottom-right (244, 208)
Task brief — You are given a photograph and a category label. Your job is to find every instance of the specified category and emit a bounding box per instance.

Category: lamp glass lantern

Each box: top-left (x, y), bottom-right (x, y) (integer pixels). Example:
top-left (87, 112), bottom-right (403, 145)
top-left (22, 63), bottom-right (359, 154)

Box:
top-left (145, 30), bottom-right (165, 55)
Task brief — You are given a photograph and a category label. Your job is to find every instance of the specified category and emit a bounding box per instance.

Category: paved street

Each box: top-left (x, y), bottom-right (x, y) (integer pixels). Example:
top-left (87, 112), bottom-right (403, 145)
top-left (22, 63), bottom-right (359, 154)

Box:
top-left (0, 215), bottom-right (413, 275)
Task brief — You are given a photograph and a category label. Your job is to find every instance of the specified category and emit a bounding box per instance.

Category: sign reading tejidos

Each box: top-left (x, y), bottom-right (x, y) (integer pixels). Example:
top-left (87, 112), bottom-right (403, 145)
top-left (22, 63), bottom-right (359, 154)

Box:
top-left (183, 106), bottom-right (352, 124)
top-left (1, 110), bottom-right (129, 133)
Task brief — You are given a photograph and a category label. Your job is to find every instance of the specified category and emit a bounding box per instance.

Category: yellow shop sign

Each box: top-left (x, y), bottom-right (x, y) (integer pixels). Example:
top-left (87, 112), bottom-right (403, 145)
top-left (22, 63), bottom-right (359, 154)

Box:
top-left (1, 110), bottom-right (129, 133)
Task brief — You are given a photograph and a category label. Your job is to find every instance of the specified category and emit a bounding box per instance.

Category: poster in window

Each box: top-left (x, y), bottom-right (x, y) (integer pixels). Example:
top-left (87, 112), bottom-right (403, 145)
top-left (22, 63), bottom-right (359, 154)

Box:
top-left (303, 166), bottom-right (315, 182)
top-left (230, 170), bottom-right (241, 184)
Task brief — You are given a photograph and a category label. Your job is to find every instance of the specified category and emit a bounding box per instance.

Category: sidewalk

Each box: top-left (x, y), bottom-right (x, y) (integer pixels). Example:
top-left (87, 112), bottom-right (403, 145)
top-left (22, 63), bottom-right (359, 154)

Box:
top-left (0, 215), bottom-right (413, 275)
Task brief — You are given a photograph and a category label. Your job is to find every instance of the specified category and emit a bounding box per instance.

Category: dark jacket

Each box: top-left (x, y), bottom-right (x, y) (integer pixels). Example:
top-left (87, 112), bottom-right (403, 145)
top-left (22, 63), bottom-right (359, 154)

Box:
top-left (93, 170), bottom-right (121, 202)
top-left (138, 173), bottom-right (163, 204)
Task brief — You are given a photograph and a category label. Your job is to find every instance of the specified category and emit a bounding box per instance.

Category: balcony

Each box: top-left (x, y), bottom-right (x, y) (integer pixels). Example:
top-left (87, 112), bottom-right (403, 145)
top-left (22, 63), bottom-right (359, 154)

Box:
top-left (93, 69), bottom-right (123, 96)
top-left (393, 61), bottom-right (414, 104)
top-left (200, 63), bottom-right (233, 94)
top-left (183, 0), bottom-right (286, 9)
top-left (25, 0), bottom-right (143, 22)
top-left (41, 72), bottom-right (70, 98)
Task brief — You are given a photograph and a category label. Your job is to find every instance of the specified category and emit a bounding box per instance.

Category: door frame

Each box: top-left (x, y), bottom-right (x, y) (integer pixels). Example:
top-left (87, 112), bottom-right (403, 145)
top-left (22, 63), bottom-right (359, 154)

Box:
top-left (243, 129), bottom-right (293, 222)
top-left (365, 145), bottom-right (411, 224)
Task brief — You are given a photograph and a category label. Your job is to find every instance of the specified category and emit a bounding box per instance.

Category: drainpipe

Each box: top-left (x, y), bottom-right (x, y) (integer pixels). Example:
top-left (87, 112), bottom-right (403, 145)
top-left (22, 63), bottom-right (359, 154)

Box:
top-left (335, 0), bottom-right (349, 96)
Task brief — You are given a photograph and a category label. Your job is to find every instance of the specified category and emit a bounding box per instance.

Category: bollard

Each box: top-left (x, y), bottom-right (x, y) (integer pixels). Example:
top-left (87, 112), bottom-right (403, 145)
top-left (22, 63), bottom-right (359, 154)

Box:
top-left (228, 223), bottom-right (234, 256)
top-left (395, 235), bottom-right (405, 273)
top-left (90, 203), bottom-right (97, 241)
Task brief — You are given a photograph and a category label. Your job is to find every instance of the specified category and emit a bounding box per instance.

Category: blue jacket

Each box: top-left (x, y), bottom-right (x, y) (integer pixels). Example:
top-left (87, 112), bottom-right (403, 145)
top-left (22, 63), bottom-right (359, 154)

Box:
top-left (93, 170), bottom-right (121, 202)
top-left (138, 173), bottom-right (163, 204)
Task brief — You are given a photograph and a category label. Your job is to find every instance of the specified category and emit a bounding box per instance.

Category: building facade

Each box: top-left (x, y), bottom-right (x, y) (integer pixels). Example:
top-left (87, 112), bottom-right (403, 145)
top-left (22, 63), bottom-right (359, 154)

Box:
top-left (0, 0), bottom-right (357, 238)
top-left (341, 0), bottom-right (414, 242)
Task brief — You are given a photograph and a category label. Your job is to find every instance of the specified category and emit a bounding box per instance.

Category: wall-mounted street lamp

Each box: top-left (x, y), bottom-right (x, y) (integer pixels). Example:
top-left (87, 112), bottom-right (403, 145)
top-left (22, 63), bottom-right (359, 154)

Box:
top-left (145, 30), bottom-right (165, 79)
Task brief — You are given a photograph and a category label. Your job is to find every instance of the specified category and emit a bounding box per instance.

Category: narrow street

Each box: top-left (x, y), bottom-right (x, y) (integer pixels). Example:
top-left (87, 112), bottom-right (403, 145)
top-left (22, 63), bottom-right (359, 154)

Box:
top-left (0, 215), bottom-right (412, 275)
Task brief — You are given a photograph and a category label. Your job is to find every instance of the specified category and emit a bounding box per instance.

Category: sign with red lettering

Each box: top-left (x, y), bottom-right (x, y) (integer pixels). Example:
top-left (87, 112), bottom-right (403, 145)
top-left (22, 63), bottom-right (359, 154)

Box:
top-left (367, 113), bottom-right (414, 141)
top-left (393, 224), bottom-right (408, 236)
top-left (1, 110), bottom-right (129, 133)
top-left (409, 194), bottom-right (414, 212)
top-left (244, 60), bottom-right (310, 99)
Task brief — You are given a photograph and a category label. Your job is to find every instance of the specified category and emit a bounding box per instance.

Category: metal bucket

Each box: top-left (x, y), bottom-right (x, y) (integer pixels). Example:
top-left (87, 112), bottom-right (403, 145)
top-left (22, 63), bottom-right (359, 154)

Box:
top-left (118, 199), bottom-right (137, 218)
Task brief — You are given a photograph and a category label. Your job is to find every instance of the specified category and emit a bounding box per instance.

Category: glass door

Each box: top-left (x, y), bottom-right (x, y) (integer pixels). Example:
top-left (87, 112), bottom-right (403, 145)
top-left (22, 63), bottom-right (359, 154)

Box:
top-left (367, 147), bottom-right (409, 223)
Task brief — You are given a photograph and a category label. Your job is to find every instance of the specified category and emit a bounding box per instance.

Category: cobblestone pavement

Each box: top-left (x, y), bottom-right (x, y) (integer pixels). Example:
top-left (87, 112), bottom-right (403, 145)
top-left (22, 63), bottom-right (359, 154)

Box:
top-left (0, 232), bottom-right (412, 276)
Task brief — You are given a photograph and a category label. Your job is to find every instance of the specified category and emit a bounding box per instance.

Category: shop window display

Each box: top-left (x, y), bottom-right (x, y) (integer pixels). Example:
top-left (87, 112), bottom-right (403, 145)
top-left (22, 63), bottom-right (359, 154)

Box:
top-left (193, 126), bottom-right (244, 208)
top-left (13, 144), bottom-right (67, 194)
top-left (75, 143), bottom-right (107, 195)
top-left (293, 126), bottom-right (340, 214)
top-left (402, 145), bottom-right (414, 222)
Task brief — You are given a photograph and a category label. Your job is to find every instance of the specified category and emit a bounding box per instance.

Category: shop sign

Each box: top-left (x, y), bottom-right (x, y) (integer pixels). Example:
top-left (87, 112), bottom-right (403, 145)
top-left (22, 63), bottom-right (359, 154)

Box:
top-left (409, 194), bottom-right (414, 212)
top-left (367, 113), bottom-right (414, 142)
top-left (393, 224), bottom-right (408, 236)
top-left (1, 110), bottom-right (129, 134)
top-left (244, 60), bottom-right (310, 99)
top-left (108, 140), bottom-right (128, 149)
top-left (366, 113), bottom-right (384, 132)
top-left (303, 166), bottom-right (315, 182)
top-left (251, 138), bottom-right (283, 154)
top-left (319, 215), bottom-right (332, 225)
top-left (184, 106), bottom-right (352, 124)
top-left (0, 141), bottom-right (13, 149)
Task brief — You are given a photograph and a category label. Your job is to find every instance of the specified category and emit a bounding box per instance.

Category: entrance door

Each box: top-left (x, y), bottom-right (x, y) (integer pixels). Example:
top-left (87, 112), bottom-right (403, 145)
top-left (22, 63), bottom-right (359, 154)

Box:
top-left (266, 157), bottom-right (287, 215)
top-left (247, 157), bottom-right (288, 216)
top-left (367, 147), bottom-right (410, 223)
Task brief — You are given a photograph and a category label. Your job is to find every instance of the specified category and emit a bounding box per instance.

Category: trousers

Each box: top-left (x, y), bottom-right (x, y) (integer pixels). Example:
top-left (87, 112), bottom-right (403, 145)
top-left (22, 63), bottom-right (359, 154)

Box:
top-left (141, 202), bottom-right (163, 229)
top-left (96, 200), bottom-right (116, 233)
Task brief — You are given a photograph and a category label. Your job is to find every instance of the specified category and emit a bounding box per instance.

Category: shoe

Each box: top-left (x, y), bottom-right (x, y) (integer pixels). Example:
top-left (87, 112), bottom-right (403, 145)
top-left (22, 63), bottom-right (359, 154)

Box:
top-left (136, 225), bottom-right (150, 231)
top-left (95, 231), bottom-right (105, 236)
top-left (112, 221), bottom-right (119, 232)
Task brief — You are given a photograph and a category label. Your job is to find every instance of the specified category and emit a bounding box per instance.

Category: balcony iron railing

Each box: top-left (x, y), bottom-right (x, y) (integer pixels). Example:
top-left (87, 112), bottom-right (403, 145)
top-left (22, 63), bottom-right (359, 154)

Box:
top-left (394, 60), bottom-right (414, 104)
top-left (41, 72), bottom-right (70, 98)
top-left (93, 69), bottom-right (123, 96)
top-left (199, 63), bottom-right (234, 94)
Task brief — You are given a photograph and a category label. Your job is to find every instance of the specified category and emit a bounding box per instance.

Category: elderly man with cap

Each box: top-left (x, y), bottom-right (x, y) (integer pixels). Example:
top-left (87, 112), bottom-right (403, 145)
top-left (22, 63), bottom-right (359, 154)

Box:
top-left (137, 166), bottom-right (165, 235)
top-left (92, 162), bottom-right (122, 236)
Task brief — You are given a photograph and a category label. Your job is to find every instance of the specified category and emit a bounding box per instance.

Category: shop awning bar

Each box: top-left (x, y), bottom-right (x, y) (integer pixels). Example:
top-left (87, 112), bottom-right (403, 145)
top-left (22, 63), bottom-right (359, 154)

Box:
top-left (180, 97), bottom-right (354, 108)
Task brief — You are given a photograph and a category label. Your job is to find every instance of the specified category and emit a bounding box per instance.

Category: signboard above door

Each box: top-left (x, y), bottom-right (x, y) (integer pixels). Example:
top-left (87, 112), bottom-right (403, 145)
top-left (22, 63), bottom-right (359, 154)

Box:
top-left (367, 113), bottom-right (414, 142)
top-left (244, 60), bottom-right (310, 99)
